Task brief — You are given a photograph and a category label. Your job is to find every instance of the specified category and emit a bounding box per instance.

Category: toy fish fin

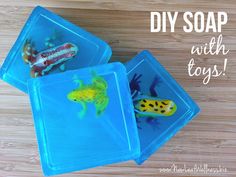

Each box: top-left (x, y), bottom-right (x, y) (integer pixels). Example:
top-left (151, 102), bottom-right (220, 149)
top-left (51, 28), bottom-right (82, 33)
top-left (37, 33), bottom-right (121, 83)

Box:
top-left (77, 101), bottom-right (87, 119)
top-left (94, 95), bottom-right (109, 116)
top-left (59, 64), bottom-right (65, 71)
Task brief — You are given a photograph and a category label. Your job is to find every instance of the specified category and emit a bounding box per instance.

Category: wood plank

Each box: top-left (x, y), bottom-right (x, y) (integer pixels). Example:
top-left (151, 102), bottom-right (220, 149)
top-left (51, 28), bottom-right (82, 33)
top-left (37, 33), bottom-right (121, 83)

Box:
top-left (0, 1), bottom-right (236, 177)
top-left (0, 0), bottom-right (236, 13)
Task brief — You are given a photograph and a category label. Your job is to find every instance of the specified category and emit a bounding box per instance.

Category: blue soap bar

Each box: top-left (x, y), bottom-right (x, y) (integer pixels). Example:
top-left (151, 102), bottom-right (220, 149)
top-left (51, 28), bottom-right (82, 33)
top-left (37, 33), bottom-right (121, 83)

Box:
top-left (0, 6), bottom-right (111, 93)
top-left (28, 62), bottom-right (140, 176)
top-left (125, 50), bottom-right (200, 164)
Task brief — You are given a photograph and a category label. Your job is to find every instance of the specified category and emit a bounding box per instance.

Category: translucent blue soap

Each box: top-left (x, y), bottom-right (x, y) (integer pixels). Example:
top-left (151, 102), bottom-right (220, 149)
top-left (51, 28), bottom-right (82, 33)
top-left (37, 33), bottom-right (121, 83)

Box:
top-left (0, 6), bottom-right (111, 93)
top-left (28, 62), bottom-right (140, 176)
top-left (125, 50), bottom-right (200, 164)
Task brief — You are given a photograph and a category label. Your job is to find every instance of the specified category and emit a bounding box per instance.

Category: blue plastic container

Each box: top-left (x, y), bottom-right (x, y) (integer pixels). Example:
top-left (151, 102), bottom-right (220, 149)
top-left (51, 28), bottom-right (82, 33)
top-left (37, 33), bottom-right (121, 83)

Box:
top-left (0, 6), bottom-right (111, 93)
top-left (125, 50), bottom-right (200, 164)
top-left (28, 62), bottom-right (140, 176)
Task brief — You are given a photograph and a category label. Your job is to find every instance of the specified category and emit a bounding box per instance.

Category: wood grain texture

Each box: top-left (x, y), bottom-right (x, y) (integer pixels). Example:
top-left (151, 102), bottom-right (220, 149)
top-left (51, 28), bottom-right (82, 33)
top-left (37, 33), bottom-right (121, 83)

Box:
top-left (0, 1), bottom-right (236, 177)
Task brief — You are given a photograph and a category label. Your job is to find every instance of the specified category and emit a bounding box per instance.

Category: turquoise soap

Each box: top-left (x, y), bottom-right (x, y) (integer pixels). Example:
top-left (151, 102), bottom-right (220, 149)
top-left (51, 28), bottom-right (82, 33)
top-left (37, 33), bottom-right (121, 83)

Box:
top-left (28, 62), bottom-right (140, 176)
top-left (0, 6), bottom-right (111, 93)
top-left (125, 50), bottom-right (200, 164)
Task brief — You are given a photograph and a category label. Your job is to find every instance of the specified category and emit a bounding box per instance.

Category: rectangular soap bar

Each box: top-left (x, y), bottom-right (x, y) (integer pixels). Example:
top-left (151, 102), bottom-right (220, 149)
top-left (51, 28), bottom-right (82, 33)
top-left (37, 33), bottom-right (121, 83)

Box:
top-left (0, 6), bottom-right (111, 93)
top-left (28, 62), bottom-right (140, 176)
top-left (125, 50), bottom-right (200, 164)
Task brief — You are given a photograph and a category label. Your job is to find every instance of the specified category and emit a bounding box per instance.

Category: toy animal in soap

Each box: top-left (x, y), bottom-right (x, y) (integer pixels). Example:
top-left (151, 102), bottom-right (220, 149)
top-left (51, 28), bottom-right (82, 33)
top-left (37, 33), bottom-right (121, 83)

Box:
top-left (67, 73), bottom-right (109, 118)
top-left (22, 35), bottom-right (78, 78)
top-left (129, 74), bottom-right (177, 128)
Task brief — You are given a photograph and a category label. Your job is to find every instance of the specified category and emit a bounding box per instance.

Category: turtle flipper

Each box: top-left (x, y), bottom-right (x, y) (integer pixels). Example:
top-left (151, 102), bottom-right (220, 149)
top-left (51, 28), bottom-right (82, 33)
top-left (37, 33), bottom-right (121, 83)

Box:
top-left (94, 95), bottom-right (109, 116)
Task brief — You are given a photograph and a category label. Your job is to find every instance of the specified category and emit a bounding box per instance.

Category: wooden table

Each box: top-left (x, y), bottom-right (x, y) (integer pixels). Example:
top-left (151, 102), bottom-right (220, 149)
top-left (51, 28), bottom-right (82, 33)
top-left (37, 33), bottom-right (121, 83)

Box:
top-left (0, 1), bottom-right (235, 177)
